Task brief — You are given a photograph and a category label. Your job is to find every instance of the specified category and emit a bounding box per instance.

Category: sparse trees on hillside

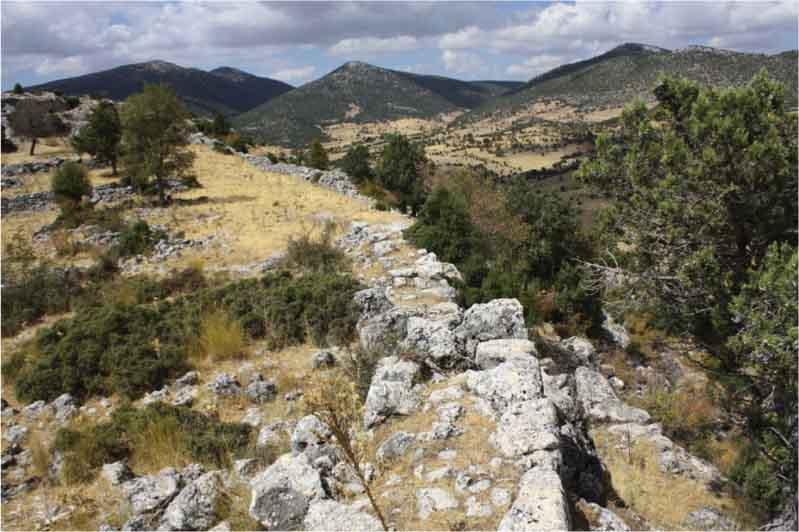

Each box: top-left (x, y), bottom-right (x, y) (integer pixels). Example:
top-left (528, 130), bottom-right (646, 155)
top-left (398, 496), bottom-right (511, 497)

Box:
top-left (212, 112), bottom-right (230, 137)
top-left (339, 143), bottom-right (372, 183)
top-left (13, 83), bottom-right (24, 95)
top-left (71, 101), bottom-right (122, 174)
top-left (376, 133), bottom-right (428, 214)
top-left (308, 138), bottom-right (329, 170)
top-left (51, 162), bottom-right (92, 214)
top-left (120, 84), bottom-right (195, 205)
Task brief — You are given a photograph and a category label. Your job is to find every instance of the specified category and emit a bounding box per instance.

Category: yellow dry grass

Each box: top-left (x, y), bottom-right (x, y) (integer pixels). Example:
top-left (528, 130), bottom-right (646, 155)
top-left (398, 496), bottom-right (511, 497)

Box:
top-left (592, 428), bottom-right (756, 530)
top-left (1, 137), bottom-right (74, 165)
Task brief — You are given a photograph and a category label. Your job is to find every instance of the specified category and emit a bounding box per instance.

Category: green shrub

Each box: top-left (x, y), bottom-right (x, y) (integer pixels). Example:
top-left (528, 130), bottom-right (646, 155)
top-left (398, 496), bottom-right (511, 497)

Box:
top-left (375, 134), bottom-right (428, 214)
top-left (339, 144), bottom-right (372, 183)
top-left (308, 138), bottom-right (329, 170)
top-left (51, 162), bottom-right (91, 211)
top-left (112, 220), bottom-right (167, 259)
top-left (283, 222), bottom-right (350, 274)
top-left (55, 403), bottom-right (252, 483)
top-left (14, 303), bottom-right (190, 402)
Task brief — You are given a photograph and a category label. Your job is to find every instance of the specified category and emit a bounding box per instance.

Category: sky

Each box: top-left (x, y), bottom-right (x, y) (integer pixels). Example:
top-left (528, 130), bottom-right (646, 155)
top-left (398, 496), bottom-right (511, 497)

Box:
top-left (2, 1), bottom-right (797, 89)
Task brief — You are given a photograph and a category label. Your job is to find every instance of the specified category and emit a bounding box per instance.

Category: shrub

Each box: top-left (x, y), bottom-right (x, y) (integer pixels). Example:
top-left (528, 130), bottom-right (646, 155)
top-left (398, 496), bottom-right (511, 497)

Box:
top-left (112, 220), bottom-right (167, 259)
top-left (55, 403), bottom-right (252, 483)
top-left (283, 222), bottom-right (350, 274)
top-left (13, 303), bottom-right (190, 402)
top-left (339, 144), bottom-right (372, 183)
top-left (308, 138), bottom-right (329, 170)
top-left (375, 134), bottom-right (428, 214)
top-left (13, 82), bottom-right (24, 94)
top-left (51, 162), bottom-right (92, 212)
top-left (197, 309), bottom-right (248, 361)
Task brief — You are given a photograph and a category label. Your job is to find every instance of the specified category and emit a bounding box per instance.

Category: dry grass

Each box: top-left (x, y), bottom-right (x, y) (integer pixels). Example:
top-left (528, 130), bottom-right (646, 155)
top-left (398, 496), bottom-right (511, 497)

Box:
top-left (1, 137), bottom-right (74, 165)
top-left (128, 414), bottom-right (193, 475)
top-left (593, 429), bottom-right (756, 530)
top-left (196, 309), bottom-right (250, 361)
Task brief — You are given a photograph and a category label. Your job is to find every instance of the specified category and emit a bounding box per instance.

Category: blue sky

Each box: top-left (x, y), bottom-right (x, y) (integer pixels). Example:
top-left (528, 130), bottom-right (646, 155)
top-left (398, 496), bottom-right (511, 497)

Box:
top-left (2, 1), bottom-right (797, 90)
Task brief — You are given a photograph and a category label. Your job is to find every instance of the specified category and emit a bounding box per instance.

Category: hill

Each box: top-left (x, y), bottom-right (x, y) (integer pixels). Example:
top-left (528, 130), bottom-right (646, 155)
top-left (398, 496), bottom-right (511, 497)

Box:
top-left (460, 43), bottom-right (799, 122)
top-left (234, 61), bottom-right (517, 146)
top-left (28, 61), bottom-right (293, 116)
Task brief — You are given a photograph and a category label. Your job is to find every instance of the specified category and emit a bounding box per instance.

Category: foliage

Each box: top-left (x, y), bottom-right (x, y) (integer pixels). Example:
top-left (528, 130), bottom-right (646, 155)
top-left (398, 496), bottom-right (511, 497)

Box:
top-left (224, 132), bottom-right (249, 153)
top-left (120, 84), bottom-right (196, 204)
top-left (13, 82), bottom-right (24, 94)
top-left (12, 303), bottom-right (190, 403)
top-left (339, 143), bottom-right (372, 183)
top-left (110, 220), bottom-right (167, 260)
top-left (71, 101), bottom-right (122, 174)
top-left (578, 72), bottom-right (797, 338)
top-left (51, 161), bottom-right (92, 212)
top-left (55, 403), bottom-right (252, 483)
top-left (197, 308), bottom-right (248, 361)
top-left (6, 98), bottom-right (67, 155)
top-left (307, 138), bottom-right (329, 170)
top-left (405, 187), bottom-right (477, 265)
top-left (283, 222), bottom-right (350, 274)
top-left (375, 133), bottom-right (428, 214)
top-left (212, 112), bottom-right (230, 136)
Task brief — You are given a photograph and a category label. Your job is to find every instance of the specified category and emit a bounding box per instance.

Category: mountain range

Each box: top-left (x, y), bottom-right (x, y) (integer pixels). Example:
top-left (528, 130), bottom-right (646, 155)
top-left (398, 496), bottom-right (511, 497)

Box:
top-left (21, 43), bottom-right (799, 147)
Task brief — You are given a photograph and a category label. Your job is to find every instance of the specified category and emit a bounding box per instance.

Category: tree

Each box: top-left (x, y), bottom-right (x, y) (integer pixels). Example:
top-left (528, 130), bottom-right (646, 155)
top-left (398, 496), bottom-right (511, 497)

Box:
top-left (13, 83), bottom-right (24, 95)
top-left (120, 84), bottom-right (195, 205)
top-left (211, 112), bottom-right (230, 137)
top-left (375, 134), bottom-right (428, 214)
top-left (339, 143), bottom-right (372, 183)
top-left (7, 100), bottom-right (67, 155)
top-left (71, 101), bottom-right (122, 174)
top-left (578, 72), bottom-right (798, 521)
top-left (308, 138), bottom-right (329, 170)
top-left (51, 162), bottom-right (92, 213)
top-left (578, 71), bottom-right (797, 338)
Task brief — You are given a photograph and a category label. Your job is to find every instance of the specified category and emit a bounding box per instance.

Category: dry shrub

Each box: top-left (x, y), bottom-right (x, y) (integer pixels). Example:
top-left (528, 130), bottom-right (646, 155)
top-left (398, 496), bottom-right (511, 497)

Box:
top-left (129, 414), bottom-right (192, 473)
top-left (304, 370), bottom-right (388, 530)
top-left (283, 220), bottom-right (350, 274)
top-left (198, 309), bottom-right (249, 361)
top-left (51, 230), bottom-right (88, 257)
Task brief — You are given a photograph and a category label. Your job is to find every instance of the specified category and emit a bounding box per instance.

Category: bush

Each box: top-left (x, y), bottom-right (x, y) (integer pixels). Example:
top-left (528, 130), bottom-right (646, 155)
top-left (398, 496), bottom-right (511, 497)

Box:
top-left (55, 403), bottom-right (252, 483)
top-left (197, 309), bottom-right (248, 361)
top-left (13, 82), bottom-right (24, 94)
top-left (283, 222), bottom-right (350, 274)
top-left (112, 220), bottom-right (167, 259)
top-left (308, 138), bottom-right (329, 170)
top-left (375, 134), bottom-right (428, 214)
top-left (51, 162), bottom-right (91, 212)
top-left (339, 144), bottom-right (372, 183)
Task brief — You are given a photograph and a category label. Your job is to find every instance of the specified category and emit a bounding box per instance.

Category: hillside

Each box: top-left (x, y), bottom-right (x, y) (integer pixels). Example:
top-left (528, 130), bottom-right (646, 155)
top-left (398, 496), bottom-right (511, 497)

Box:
top-left (234, 61), bottom-right (514, 147)
top-left (461, 43), bottom-right (799, 122)
top-left (28, 61), bottom-right (293, 116)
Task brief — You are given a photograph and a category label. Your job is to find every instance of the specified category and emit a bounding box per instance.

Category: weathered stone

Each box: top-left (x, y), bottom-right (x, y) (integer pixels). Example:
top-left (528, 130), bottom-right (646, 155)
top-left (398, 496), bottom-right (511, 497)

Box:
top-left (491, 488), bottom-right (512, 507)
top-left (304, 500), bottom-right (383, 531)
top-left (241, 407), bottom-right (263, 427)
top-left (175, 371), bottom-right (199, 388)
top-left (417, 487), bottom-right (458, 519)
top-left (428, 385), bottom-right (464, 405)
top-left (172, 385), bottom-right (197, 407)
top-left (246, 375), bottom-right (277, 403)
top-left (466, 354), bottom-right (543, 415)
top-left (250, 486), bottom-right (309, 530)
top-left (436, 402), bottom-right (463, 424)
top-left (492, 399), bottom-right (560, 458)
top-left (101, 461), bottom-right (133, 485)
top-left (559, 337), bottom-right (597, 366)
top-left (684, 507), bottom-right (737, 531)
top-left (499, 466), bottom-right (570, 531)
top-left (234, 458), bottom-right (260, 479)
top-left (363, 356), bottom-right (422, 428)
top-left (311, 350), bottom-right (337, 369)
top-left (454, 299), bottom-right (527, 356)
top-left (579, 500), bottom-right (631, 531)
top-left (291, 415), bottom-right (331, 455)
top-left (602, 311), bottom-right (630, 348)
top-left (121, 467), bottom-right (182, 515)
top-left (475, 339), bottom-right (537, 370)
top-left (466, 496), bottom-right (493, 518)
top-left (258, 421), bottom-right (289, 449)
top-left (575, 367), bottom-right (650, 424)
top-left (160, 471), bottom-right (223, 531)
top-left (403, 317), bottom-right (460, 363)
top-left (208, 373), bottom-right (241, 396)
top-left (377, 431), bottom-right (416, 462)
top-left (3, 425), bottom-right (28, 446)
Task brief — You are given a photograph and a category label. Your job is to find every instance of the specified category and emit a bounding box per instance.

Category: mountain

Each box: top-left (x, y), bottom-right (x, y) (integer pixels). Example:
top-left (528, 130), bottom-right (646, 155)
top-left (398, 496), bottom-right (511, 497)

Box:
top-left (28, 61), bottom-right (293, 116)
top-left (461, 43), bottom-right (799, 122)
top-left (234, 61), bottom-right (518, 146)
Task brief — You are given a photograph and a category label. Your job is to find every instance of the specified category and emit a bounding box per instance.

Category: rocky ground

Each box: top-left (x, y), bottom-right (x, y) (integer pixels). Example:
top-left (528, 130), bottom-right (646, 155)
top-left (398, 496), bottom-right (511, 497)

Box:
top-left (1, 150), bottom-right (748, 531)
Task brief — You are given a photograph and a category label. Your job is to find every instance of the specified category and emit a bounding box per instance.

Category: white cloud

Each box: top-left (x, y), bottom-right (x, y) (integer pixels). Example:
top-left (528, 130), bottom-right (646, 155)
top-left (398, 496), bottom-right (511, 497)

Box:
top-left (270, 65), bottom-right (316, 84)
top-left (441, 49), bottom-right (485, 75)
top-left (438, 26), bottom-right (486, 50)
top-left (328, 36), bottom-right (419, 56)
top-left (35, 56), bottom-right (88, 77)
top-left (506, 54), bottom-right (569, 79)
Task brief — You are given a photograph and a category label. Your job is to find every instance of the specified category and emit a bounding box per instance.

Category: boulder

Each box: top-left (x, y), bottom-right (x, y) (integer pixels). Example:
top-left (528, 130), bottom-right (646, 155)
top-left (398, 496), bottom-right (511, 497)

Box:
top-left (475, 339), bottom-right (537, 370)
top-left (454, 299), bottom-right (527, 357)
top-left (249, 453), bottom-right (326, 528)
top-left (3, 425), bottom-right (28, 446)
top-left (172, 385), bottom-right (197, 407)
top-left (466, 354), bottom-right (544, 415)
top-left (363, 356), bottom-right (423, 428)
top-left (499, 466), bottom-right (570, 531)
top-left (121, 467), bottom-right (182, 515)
top-left (358, 307), bottom-right (414, 353)
top-left (52, 393), bottom-right (78, 422)
top-left (304, 500), bottom-right (383, 531)
top-left (377, 431), bottom-right (416, 462)
top-left (291, 415), bottom-right (331, 455)
top-left (684, 507), bottom-right (737, 531)
top-left (311, 350), bottom-right (337, 369)
top-left (174, 371), bottom-right (199, 388)
top-left (491, 399), bottom-right (560, 458)
top-left (574, 367), bottom-right (650, 424)
top-left (208, 373), bottom-right (241, 396)
top-left (559, 337), bottom-right (597, 366)
top-left (246, 375), bottom-right (277, 403)
top-left (602, 311), bottom-right (630, 348)
top-left (353, 287), bottom-right (393, 321)
top-left (102, 461), bottom-right (133, 485)
top-left (578, 500), bottom-right (631, 531)
top-left (160, 471), bottom-right (223, 531)
top-left (403, 317), bottom-right (460, 363)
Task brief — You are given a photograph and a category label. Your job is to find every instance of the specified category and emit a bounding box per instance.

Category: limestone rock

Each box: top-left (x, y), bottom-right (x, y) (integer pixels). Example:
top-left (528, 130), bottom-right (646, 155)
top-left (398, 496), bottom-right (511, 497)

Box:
top-left (491, 399), bottom-right (560, 458)
top-left (579, 500), bottom-right (631, 531)
top-left (174, 371), bottom-right (199, 388)
top-left (684, 507), bottom-right (737, 531)
top-left (466, 354), bottom-right (543, 415)
top-left (311, 350), bottom-right (337, 369)
top-left (160, 471), bottom-right (223, 531)
top-left (416, 487), bottom-right (458, 519)
top-left (559, 337), bottom-right (596, 366)
top-left (304, 500), bottom-right (383, 531)
top-left (363, 356), bottom-right (422, 428)
top-left (208, 373), bottom-right (241, 396)
top-left (377, 431), bottom-right (416, 462)
top-left (291, 415), bottom-right (331, 455)
top-left (121, 468), bottom-right (182, 515)
top-left (499, 466), bottom-right (570, 531)
top-left (102, 461), bottom-right (133, 485)
top-left (3, 425), bottom-right (28, 446)
top-left (403, 317), bottom-right (460, 363)
top-left (454, 299), bottom-right (527, 356)
top-left (575, 367), bottom-right (650, 424)
top-left (246, 375), bottom-right (277, 403)
top-left (602, 311), bottom-right (630, 348)
top-left (475, 339), bottom-right (537, 370)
